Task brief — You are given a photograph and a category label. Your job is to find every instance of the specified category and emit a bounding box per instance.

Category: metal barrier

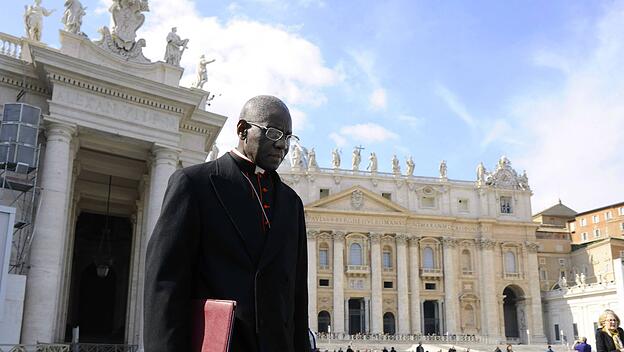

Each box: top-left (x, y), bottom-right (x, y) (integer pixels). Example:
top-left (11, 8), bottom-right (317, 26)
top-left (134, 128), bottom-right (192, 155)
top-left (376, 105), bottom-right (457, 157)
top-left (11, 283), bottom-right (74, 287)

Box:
top-left (0, 345), bottom-right (137, 352)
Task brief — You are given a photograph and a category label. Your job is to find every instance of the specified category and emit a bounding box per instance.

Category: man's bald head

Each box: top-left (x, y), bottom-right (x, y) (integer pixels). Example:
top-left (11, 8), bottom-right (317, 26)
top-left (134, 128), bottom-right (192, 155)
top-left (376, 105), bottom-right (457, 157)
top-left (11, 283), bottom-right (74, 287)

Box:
top-left (236, 95), bottom-right (293, 170)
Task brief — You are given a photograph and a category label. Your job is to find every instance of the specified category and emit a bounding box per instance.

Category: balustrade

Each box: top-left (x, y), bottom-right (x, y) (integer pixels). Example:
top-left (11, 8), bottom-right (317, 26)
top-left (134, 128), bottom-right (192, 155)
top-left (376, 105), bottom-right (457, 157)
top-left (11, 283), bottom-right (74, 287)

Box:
top-left (0, 33), bottom-right (23, 59)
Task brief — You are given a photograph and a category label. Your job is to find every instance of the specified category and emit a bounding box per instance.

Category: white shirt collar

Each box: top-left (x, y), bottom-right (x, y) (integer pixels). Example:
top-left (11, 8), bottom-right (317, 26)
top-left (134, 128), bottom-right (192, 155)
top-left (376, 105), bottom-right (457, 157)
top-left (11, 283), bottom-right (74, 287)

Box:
top-left (231, 148), bottom-right (265, 174)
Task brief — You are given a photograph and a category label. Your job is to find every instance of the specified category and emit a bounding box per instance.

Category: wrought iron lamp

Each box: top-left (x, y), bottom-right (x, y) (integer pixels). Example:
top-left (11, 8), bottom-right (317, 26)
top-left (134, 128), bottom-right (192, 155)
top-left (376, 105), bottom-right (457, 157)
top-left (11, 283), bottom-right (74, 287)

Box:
top-left (95, 175), bottom-right (113, 278)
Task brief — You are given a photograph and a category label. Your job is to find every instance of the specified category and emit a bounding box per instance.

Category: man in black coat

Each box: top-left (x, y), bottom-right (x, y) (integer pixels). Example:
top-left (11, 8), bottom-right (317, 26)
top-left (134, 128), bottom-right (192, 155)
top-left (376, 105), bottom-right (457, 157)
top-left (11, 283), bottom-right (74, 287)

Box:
top-left (144, 95), bottom-right (311, 352)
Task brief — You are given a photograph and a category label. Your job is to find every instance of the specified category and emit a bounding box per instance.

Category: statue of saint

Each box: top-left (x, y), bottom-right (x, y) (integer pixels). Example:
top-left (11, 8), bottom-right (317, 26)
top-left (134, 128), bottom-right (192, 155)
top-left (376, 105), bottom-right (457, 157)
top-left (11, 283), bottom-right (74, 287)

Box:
top-left (194, 55), bottom-right (216, 89)
top-left (352, 146), bottom-right (363, 171)
top-left (207, 144), bottom-right (219, 161)
top-left (24, 0), bottom-right (55, 41)
top-left (307, 148), bottom-right (318, 170)
top-left (559, 276), bottom-right (568, 288)
top-left (439, 160), bottom-right (447, 179)
top-left (476, 162), bottom-right (486, 184)
top-left (331, 148), bottom-right (341, 169)
top-left (406, 156), bottom-right (415, 176)
top-left (580, 272), bottom-right (586, 285)
top-left (164, 27), bottom-right (189, 66)
top-left (290, 146), bottom-right (303, 169)
top-left (367, 152), bottom-right (378, 173)
top-left (62, 0), bottom-right (86, 35)
top-left (518, 170), bottom-right (529, 190)
top-left (391, 154), bottom-right (400, 174)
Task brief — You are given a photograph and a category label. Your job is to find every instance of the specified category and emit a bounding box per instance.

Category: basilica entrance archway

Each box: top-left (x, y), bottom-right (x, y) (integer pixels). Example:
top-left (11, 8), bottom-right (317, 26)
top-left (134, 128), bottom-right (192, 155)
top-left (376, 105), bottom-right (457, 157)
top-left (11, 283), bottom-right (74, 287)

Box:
top-left (503, 285), bottom-right (527, 343)
top-left (348, 298), bottom-right (366, 334)
top-left (423, 300), bottom-right (440, 335)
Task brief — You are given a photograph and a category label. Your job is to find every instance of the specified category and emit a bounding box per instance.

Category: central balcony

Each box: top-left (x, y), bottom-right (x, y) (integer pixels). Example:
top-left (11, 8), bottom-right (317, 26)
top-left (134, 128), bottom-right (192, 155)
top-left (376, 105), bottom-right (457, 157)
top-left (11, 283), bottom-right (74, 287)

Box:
top-left (420, 267), bottom-right (443, 278)
top-left (345, 264), bottom-right (370, 277)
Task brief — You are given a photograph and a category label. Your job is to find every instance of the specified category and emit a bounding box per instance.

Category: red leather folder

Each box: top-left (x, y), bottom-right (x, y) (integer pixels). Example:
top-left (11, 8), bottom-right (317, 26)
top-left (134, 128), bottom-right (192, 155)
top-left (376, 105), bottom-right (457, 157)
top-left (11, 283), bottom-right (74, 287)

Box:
top-left (191, 299), bottom-right (237, 352)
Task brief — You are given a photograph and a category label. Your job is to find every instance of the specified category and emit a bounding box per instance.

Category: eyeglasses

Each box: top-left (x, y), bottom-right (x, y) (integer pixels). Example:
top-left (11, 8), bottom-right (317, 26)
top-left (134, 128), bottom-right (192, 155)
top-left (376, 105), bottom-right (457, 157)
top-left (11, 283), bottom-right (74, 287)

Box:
top-left (248, 122), bottom-right (299, 144)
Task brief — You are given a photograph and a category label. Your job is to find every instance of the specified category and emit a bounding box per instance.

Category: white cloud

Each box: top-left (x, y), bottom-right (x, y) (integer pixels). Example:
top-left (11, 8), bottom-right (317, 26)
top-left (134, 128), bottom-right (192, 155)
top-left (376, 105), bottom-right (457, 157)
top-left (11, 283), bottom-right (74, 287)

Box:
top-left (329, 132), bottom-right (347, 147)
top-left (509, 3), bottom-right (624, 212)
top-left (434, 83), bottom-right (477, 128)
top-left (339, 123), bottom-right (399, 143)
top-left (370, 88), bottom-right (387, 110)
top-left (480, 119), bottom-right (514, 148)
top-left (138, 0), bottom-right (339, 149)
top-left (95, 0), bottom-right (113, 15)
top-left (397, 114), bottom-right (425, 129)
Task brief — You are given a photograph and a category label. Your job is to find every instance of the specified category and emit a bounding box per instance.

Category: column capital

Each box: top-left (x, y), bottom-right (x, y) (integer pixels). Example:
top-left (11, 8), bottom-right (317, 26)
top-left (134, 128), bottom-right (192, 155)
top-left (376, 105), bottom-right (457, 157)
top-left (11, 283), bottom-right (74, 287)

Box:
top-left (45, 121), bottom-right (77, 143)
top-left (442, 236), bottom-right (459, 248)
top-left (524, 240), bottom-right (539, 253)
top-left (408, 235), bottom-right (421, 246)
top-left (307, 230), bottom-right (319, 239)
top-left (476, 238), bottom-right (497, 250)
top-left (333, 231), bottom-right (346, 241)
top-left (395, 233), bottom-right (409, 245)
top-left (369, 232), bottom-right (382, 244)
top-left (152, 144), bottom-right (180, 165)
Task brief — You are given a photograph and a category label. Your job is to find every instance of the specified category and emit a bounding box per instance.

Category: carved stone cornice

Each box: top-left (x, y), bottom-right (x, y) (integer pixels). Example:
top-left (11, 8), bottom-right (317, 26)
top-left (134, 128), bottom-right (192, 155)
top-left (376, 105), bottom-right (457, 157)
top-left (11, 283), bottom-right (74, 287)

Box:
top-left (524, 241), bottom-right (539, 253)
top-left (0, 74), bottom-right (48, 95)
top-left (369, 232), bottom-right (382, 244)
top-left (442, 237), bottom-right (459, 248)
top-left (476, 238), bottom-right (497, 250)
top-left (333, 231), bottom-right (346, 241)
top-left (395, 233), bottom-right (408, 245)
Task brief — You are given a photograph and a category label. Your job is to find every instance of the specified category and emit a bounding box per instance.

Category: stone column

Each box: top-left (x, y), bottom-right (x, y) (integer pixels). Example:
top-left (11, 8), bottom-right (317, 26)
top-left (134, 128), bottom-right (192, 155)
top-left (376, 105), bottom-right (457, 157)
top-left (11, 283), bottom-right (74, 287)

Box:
top-left (478, 238), bottom-right (500, 341)
top-left (332, 231), bottom-right (345, 333)
top-left (144, 145), bottom-right (179, 241)
top-left (365, 297), bottom-right (371, 333)
top-left (396, 233), bottom-right (410, 334)
top-left (525, 241), bottom-right (547, 343)
top-left (443, 237), bottom-right (459, 334)
top-left (307, 230), bottom-right (318, 331)
top-left (344, 298), bottom-right (349, 334)
top-left (22, 122), bottom-right (77, 344)
top-left (408, 236), bottom-right (422, 334)
top-left (126, 199), bottom-right (145, 345)
top-left (370, 232), bottom-right (383, 334)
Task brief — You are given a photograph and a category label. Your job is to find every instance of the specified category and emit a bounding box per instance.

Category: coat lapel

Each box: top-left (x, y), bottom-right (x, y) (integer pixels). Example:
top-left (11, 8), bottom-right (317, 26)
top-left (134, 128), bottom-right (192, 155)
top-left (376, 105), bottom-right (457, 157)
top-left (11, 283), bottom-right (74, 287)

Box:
top-left (258, 176), bottom-right (292, 270)
top-left (208, 154), bottom-right (257, 266)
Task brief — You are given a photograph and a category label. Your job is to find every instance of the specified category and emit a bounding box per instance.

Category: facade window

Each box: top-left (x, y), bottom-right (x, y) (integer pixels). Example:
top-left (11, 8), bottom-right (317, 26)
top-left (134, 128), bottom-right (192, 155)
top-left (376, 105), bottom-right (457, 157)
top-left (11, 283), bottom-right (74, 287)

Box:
top-left (421, 196), bottom-right (435, 208)
top-left (620, 223), bottom-right (624, 232)
top-left (505, 251), bottom-right (517, 273)
top-left (500, 196), bottom-right (512, 214)
top-left (349, 243), bottom-right (363, 265)
top-left (539, 268), bottom-right (547, 280)
top-left (319, 247), bottom-right (329, 268)
top-left (581, 232), bottom-right (588, 241)
top-left (382, 192), bottom-right (392, 200)
top-left (554, 324), bottom-right (560, 341)
top-left (605, 211), bottom-right (613, 220)
top-left (458, 198), bottom-right (469, 212)
top-left (319, 279), bottom-right (330, 287)
top-left (423, 247), bottom-right (435, 269)
top-left (461, 249), bottom-right (472, 273)
top-left (619, 207), bottom-right (624, 216)
top-left (580, 218), bottom-right (587, 226)
top-left (383, 248), bottom-right (392, 269)
top-left (559, 258), bottom-right (566, 266)
top-left (592, 215), bottom-right (600, 224)
top-left (619, 250), bottom-right (624, 258)
top-left (319, 188), bottom-right (330, 199)
top-left (573, 323), bottom-right (579, 339)
top-left (594, 229), bottom-right (601, 238)
top-left (425, 282), bottom-right (436, 290)
top-left (383, 281), bottom-right (393, 289)
top-left (570, 222), bottom-right (576, 232)
top-left (539, 257), bottom-right (546, 265)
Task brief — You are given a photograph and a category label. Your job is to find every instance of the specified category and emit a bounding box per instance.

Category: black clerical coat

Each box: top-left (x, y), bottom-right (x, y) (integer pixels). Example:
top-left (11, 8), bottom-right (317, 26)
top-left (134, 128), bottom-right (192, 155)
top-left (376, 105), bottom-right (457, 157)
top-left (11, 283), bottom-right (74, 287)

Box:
top-left (144, 154), bottom-right (310, 352)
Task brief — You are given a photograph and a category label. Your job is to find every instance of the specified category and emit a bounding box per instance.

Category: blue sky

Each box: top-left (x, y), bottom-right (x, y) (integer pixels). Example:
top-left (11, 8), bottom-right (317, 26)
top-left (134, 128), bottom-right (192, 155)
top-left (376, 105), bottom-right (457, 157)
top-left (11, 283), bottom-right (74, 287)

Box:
top-left (3, 0), bottom-right (623, 212)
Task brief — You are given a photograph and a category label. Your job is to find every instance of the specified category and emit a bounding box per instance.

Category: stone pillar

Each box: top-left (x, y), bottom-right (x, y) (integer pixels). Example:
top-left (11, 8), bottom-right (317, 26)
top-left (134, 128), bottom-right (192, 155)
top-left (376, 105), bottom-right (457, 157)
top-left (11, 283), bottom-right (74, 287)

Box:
top-left (365, 297), bottom-right (371, 333)
top-left (307, 230), bottom-right (318, 331)
top-left (344, 298), bottom-right (349, 334)
top-left (144, 145), bottom-right (179, 241)
top-left (478, 238), bottom-right (500, 341)
top-left (408, 236), bottom-right (422, 334)
top-left (370, 232), bottom-right (383, 334)
top-left (396, 234), bottom-right (410, 334)
top-left (525, 241), bottom-right (547, 343)
top-left (126, 199), bottom-right (145, 346)
top-left (443, 237), bottom-right (459, 334)
top-left (21, 122), bottom-right (76, 344)
top-left (332, 231), bottom-right (345, 333)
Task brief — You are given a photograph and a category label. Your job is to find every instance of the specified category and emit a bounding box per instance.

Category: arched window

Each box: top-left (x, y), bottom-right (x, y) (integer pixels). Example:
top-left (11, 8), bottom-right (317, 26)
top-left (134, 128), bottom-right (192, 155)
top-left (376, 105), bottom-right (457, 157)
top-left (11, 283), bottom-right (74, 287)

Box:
top-left (383, 246), bottom-right (393, 269)
top-left (423, 247), bottom-right (434, 269)
top-left (349, 243), bottom-right (363, 266)
top-left (319, 243), bottom-right (329, 268)
top-left (318, 311), bottom-right (331, 333)
top-left (461, 249), bottom-right (472, 272)
top-left (505, 251), bottom-right (517, 273)
top-left (383, 312), bottom-right (396, 335)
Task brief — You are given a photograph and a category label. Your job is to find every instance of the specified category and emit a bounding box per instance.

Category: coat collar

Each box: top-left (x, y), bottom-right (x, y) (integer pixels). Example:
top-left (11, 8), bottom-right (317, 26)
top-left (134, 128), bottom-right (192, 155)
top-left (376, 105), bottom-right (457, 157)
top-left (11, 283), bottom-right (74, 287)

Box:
top-left (209, 154), bottom-right (291, 270)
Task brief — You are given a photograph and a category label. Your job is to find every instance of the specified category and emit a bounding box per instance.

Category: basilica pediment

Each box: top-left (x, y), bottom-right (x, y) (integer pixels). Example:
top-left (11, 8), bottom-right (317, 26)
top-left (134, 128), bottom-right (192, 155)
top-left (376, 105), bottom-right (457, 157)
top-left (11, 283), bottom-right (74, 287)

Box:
top-left (306, 186), bottom-right (409, 213)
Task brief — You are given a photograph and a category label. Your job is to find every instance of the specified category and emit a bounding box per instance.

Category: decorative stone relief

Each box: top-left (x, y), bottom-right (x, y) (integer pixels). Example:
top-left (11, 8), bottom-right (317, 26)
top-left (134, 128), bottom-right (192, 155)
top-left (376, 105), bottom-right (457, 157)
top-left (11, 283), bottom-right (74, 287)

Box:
top-left (369, 232), bottom-right (382, 244)
top-left (408, 235), bottom-right (421, 246)
top-left (442, 237), bottom-right (459, 247)
top-left (333, 231), bottom-right (346, 241)
top-left (395, 233), bottom-right (408, 245)
top-left (524, 241), bottom-right (539, 253)
top-left (351, 189), bottom-right (364, 210)
top-left (306, 230), bottom-right (318, 239)
top-left (476, 238), bottom-right (497, 250)
top-left (94, 0), bottom-right (151, 63)
top-left (485, 155), bottom-right (530, 190)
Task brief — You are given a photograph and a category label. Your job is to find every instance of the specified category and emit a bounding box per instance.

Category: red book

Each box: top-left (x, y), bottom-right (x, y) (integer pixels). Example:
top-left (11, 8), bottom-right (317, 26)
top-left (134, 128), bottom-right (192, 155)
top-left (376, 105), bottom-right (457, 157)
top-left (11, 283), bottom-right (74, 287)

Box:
top-left (191, 299), bottom-right (237, 352)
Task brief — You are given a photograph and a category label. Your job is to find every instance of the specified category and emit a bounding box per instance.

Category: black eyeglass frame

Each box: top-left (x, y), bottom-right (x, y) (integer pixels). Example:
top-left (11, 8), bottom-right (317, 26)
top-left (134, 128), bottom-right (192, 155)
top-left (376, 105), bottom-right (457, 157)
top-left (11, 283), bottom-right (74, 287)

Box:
top-left (247, 122), bottom-right (299, 144)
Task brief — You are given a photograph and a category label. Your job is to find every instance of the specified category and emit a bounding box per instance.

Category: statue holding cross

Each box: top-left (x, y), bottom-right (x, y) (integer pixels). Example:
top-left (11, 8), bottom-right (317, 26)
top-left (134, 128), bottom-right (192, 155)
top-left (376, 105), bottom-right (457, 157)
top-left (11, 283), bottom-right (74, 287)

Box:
top-left (352, 145), bottom-right (364, 171)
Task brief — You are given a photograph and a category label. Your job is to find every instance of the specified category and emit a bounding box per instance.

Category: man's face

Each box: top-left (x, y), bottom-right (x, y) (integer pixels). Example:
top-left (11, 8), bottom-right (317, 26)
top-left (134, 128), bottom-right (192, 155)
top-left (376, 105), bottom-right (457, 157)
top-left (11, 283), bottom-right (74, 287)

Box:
top-left (240, 103), bottom-right (292, 171)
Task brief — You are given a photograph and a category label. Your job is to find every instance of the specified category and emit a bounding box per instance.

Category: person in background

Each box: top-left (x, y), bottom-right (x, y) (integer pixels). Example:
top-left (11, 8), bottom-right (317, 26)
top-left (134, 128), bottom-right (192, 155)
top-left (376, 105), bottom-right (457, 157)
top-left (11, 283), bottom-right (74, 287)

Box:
top-left (574, 336), bottom-right (592, 352)
top-left (546, 345), bottom-right (554, 352)
top-left (596, 309), bottom-right (624, 352)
